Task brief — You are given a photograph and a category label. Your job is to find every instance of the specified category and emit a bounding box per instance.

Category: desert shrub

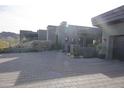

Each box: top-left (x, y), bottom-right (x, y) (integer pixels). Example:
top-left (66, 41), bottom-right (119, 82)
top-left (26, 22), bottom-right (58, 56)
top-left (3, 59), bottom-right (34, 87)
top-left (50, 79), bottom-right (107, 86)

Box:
top-left (0, 40), bottom-right (9, 49)
top-left (70, 44), bottom-right (80, 57)
top-left (31, 40), bottom-right (51, 51)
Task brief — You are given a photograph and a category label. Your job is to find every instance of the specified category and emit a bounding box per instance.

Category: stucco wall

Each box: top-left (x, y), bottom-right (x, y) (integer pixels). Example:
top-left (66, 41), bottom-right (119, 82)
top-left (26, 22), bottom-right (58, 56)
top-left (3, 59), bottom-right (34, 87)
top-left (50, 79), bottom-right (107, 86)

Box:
top-left (47, 26), bottom-right (57, 44)
top-left (56, 22), bottom-right (67, 46)
top-left (37, 30), bottom-right (47, 40)
top-left (67, 25), bottom-right (101, 45)
top-left (102, 22), bottom-right (124, 36)
top-left (101, 22), bottom-right (124, 59)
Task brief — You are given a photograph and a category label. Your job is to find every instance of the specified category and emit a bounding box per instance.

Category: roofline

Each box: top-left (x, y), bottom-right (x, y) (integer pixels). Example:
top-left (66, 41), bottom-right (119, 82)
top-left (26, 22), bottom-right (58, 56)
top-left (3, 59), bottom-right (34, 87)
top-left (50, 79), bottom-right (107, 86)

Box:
top-left (68, 24), bottom-right (99, 29)
top-left (20, 30), bottom-right (34, 32)
top-left (91, 5), bottom-right (124, 26)
top-left (37, 29), bottom-right (47, 31)
top-left (92, 5), bottom-right (124, 19)
top-left (47, 25), bottom-right (58, 28)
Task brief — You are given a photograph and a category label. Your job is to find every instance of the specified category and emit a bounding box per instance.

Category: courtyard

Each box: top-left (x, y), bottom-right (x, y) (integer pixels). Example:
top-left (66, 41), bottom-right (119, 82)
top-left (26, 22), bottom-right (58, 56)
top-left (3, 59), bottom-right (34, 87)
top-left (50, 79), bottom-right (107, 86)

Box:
top-left (0, 51), bottom-right (124, 87)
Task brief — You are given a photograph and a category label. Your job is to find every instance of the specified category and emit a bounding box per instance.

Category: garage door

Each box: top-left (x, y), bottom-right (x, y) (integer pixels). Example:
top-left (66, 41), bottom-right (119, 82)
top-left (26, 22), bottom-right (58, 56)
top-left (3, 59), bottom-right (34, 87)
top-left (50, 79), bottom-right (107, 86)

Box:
top-left (113, 36), bottom-right (124, 61)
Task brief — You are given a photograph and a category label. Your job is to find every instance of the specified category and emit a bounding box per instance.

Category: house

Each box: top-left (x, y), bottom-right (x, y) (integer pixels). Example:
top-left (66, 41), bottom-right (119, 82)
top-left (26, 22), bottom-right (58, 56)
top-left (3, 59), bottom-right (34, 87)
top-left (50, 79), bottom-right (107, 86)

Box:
top-left (92, 5), bottom-right (124, 60)
top-left (66, 25), bottom-right (101, 47)
top-left (19, 21), bottom-right (101, 52)
top-left (20, 30), bottom-right (38, 43)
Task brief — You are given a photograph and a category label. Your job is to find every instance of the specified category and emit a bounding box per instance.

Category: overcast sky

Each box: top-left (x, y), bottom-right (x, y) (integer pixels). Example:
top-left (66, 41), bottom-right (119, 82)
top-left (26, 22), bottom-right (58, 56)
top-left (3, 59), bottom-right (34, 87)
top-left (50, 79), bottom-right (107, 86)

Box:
top-left (0, 0), bottom-right (124, 33)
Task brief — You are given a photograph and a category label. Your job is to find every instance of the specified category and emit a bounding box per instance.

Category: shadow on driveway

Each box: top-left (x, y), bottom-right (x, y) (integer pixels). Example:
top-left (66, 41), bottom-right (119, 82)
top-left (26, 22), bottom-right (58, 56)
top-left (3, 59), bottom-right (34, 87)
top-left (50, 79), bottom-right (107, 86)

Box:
top-left (0, 51), bottom-right (124, 86)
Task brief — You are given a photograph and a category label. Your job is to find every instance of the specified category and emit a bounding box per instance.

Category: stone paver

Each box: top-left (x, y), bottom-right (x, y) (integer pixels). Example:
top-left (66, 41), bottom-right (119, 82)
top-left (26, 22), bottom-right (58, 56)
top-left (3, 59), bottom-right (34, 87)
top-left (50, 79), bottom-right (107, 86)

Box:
top-left (0, 51), bottom-right (124, 88)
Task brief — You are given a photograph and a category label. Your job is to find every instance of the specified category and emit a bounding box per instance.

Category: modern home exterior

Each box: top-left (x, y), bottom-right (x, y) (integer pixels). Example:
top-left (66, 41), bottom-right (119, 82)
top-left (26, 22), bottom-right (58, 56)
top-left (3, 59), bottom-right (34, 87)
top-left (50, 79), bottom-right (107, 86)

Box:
top-left (20, 25), bottom-right (58, 46)
top-left (20, 30), bottom-right (38, 43)
top-left (92, 5), bottom-right (124, 60)
top-left (66, 25), bottom-right (102, 47)
top-left (19, 21), bottom-right (102, 53)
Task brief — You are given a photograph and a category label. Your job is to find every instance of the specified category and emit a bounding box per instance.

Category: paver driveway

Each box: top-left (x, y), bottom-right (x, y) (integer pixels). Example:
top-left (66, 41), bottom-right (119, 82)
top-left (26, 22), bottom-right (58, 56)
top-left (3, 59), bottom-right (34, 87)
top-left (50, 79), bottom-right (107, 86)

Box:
top-left (0, 51), bottom-right (124, 88)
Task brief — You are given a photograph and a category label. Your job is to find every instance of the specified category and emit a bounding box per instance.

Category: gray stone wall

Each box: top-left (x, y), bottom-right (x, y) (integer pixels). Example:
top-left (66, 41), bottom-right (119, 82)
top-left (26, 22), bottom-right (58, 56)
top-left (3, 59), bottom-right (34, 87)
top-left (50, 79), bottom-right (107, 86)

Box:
top-left (20, 30), bottom-right (38, 43)
top-left (47, 25), bottom-right (57, 44)
top-left (56, 21), bottom-right (67, 47)
top-left (37, 29), bottom-right (47, 40)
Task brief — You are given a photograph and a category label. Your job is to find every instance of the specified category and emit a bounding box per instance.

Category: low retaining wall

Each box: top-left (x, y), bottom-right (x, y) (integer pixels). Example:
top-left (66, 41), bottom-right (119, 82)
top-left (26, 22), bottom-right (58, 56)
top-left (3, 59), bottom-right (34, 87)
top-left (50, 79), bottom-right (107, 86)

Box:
top-left (70, 44), bottom-right (97, 58)
top-left (0, 48), bottom-right (41, 53)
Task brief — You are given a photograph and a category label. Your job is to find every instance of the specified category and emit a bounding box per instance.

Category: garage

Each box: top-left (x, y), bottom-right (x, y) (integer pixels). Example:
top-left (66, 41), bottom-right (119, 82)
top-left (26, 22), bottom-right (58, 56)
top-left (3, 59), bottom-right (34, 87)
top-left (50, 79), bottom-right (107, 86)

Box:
top-left (92, 5), bottom-right (124, 60)
top-left (113, 36), bottom-right (124, 61)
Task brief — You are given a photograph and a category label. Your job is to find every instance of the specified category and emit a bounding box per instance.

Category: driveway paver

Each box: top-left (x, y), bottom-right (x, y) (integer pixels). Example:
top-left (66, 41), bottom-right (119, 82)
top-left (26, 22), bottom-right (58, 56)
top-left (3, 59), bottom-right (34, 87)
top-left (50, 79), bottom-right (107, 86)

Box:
top-left (0, 51), bottom-right (124, 88)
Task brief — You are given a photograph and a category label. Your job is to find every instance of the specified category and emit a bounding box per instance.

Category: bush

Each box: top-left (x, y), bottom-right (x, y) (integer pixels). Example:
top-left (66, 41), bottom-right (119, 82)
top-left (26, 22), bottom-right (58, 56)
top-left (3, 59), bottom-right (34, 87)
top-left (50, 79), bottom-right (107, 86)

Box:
top-left (70, 44), bottom-right (80, 57)
top-left (0, 40), bottom-right (9, 49)
top-left (31, 40), bottom-right (51, 51)
top-left (70, 44), bottom-right (97, 58)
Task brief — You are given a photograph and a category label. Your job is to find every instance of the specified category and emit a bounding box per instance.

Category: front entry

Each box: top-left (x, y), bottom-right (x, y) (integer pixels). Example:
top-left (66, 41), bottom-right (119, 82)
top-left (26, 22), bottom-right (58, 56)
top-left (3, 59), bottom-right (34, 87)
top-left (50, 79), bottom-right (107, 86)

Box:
top-left (113, 36), bottom-right (124, 61)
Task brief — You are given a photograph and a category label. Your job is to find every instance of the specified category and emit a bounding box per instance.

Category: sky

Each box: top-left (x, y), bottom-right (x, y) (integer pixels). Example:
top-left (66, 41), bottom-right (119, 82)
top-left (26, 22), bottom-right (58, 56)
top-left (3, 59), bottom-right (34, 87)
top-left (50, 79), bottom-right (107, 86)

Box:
top-left (0, 0), bottom-right (124, 33)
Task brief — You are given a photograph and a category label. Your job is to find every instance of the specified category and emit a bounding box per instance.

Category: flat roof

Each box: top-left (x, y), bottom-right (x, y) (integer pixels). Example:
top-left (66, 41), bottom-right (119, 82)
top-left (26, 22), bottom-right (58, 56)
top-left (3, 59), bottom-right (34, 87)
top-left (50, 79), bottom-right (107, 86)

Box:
top-left (37, 29), bottom-right (47, 31)
top-left (92, 5), bottom-right (124, 26)
top-left (47, 25), bottom-right (58, 28)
